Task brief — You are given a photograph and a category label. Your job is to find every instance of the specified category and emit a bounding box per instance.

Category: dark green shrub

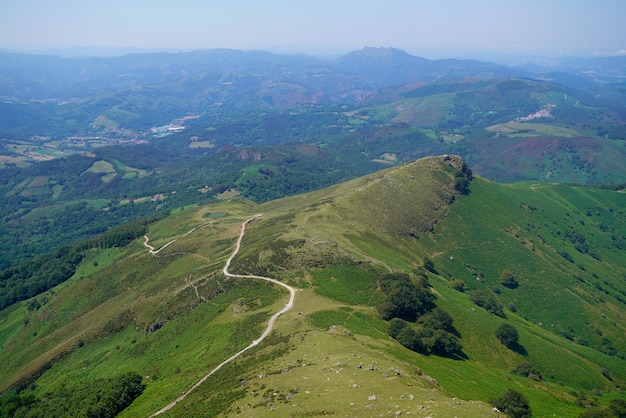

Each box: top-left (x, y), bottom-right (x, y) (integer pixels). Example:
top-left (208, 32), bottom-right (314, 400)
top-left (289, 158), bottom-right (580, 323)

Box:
top-left (495, 323), bottom-right (519, 348)
top-left (427, 330), bottom-right (462, 355)
top-left (388, 318), bottom-right (408, 338)
top-left (377, 273), bottom-right (434, 321)
top-left (609, 399), bottom-right (626, 417)
top-left (395, 327), bottom-right (424, 352)
top-left (423, 257), bottom-right (436, 273)
top-left (469, 289), bottom-right (505, 317)
top-left (490, 389), bottom-right (532, 418)
top-left (419, 308), bottom-right (453, 332)
top-left (449, 279), bottom-right (466, 292)
top-left (500, 269), bottom-right (519, 288)
top-left (513, 362), bottom-right (542, 381)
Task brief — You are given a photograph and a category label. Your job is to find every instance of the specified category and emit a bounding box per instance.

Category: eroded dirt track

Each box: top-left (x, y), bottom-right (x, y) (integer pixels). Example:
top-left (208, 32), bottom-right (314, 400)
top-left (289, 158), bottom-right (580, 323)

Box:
top-left (149, 215), bottom-right (295, 417)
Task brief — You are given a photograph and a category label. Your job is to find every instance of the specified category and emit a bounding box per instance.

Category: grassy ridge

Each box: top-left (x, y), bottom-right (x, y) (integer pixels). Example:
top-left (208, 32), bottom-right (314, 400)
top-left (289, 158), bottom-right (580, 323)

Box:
top-left (221, 156), bottom-right (626, 413)
top-left (1, 157), bottom-right (625, 416)
top-left (294, 159), bottom-right (626, 413)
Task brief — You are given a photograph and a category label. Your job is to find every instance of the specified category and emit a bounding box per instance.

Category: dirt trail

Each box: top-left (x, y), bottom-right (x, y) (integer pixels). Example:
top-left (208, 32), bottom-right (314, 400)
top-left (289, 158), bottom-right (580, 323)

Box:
top-left (142, 235), bottom-right (176, 254)
top-left (149, 215), bottom-right (296, 417)
top-left (143, 222), bottom-right (212, 254)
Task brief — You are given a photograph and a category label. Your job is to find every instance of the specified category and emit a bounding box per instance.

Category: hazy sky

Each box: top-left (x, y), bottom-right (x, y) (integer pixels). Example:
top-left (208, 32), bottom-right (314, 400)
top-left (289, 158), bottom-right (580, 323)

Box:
top-left (1, 0), bottom-right (625, 58)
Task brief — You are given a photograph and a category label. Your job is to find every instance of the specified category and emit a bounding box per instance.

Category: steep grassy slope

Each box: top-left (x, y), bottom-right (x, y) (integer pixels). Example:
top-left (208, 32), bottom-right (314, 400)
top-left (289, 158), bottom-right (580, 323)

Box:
top-left (1, 156), bottom-right (625, 416)
top-left (422, 179), bottom-right (626, 355)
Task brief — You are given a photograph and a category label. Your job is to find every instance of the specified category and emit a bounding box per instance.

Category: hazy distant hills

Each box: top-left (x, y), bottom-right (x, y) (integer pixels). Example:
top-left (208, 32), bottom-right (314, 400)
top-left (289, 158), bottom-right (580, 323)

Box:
top-left (0, 46), bottom-right (623, 133)
top-left (0, 46), bottom-right (622, 144)
top-left (0, 47), bottom-right (527, 100)
top-left (0, 49), bottom-right (321, 99)
top-left (0, 46), bottom-right (529, 138)
top-left (2, 46), bottom-right (623, 98)
top-left (334, 46), bottom-right (530, 87)
top-left (512, 54), bottom-right (626, 86)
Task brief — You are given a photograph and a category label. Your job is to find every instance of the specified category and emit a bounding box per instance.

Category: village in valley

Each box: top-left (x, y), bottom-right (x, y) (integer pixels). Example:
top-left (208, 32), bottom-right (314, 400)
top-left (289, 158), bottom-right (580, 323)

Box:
top-left (512, 103), bottom-right (555, 123)
top-left (0, 115), bottom-right (200, 169)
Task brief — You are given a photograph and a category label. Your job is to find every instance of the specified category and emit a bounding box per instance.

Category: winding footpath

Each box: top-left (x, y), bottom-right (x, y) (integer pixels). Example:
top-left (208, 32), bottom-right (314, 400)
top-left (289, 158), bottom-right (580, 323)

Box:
top-left (143, 235), bottom-right (176, 254)
top-left (149, 215), bottom-right (296, 417)
top-left (143, 223), bottom-right (210, 254)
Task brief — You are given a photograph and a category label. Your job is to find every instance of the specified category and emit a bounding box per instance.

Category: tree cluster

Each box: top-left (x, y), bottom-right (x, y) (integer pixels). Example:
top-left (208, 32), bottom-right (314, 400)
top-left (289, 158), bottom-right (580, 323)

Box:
top-left (490, 389), bottom-right (532, 418)
top-left (499, 269), bottom-right (519, 289)
top-left (513, 362), bottom-right (542, 381)
top-left (0, 372), bottom-right (145, 418)
top-left (378, 273), bottom-right (434, 321)
top-left (0, 218), bottom-right (156, 310)
top-left (578, 399), bottom-right (626, 418)
top-left (453, 163), bottom-right (473, 195)
top-left (0, 248), bottom-right (83, 311)
top-left (495, 323), bottom-right (519, 349)
top-left (469, 289), bottom-right (505, 317)
top-left (380, 273), bottom-right (462, 356)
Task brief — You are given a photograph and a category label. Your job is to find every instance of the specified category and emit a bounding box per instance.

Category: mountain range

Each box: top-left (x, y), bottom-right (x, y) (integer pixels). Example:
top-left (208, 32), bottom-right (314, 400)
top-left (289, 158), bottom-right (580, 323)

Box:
top-left (1, 47), bottom-right (626, 271)
top-left (1, 47), bottom-right (626, 417)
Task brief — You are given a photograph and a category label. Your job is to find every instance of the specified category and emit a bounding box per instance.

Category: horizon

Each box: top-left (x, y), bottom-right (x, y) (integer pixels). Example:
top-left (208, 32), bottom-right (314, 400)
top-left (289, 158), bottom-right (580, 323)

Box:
top-left (1, 0), bottom-right (625, 61)
top-left (1, 45), bottom-right (624, 64)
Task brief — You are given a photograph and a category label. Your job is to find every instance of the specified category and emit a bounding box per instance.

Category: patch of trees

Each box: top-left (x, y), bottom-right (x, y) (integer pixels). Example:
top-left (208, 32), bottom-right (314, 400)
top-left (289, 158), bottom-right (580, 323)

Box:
top-left (0, 247), bottom-right (83, 311)
top-left (389, 314), bottom-right (461, 356)
top-left (603, 124), bottom-right (626, 141)
top-left (453, 163), bottom-right (473, 195)
top-left (0, 217), bottom-right (157, 310)
top-left (378, 273), bottom-right (434, 322)
top-left (422, 257), bottom-right (436, 274)
top-left (448, 279), bottom-right (467, 292)
top-left (499, 269), bottom-right (519, 289)
top-left (381, 273), bottom-right (462, 356)
top-left (469, 289), bottom-right (506, 317)
top-left (513, 362), bottom-right (543, 381)
top-left (0, 371), bottom-right (145, 418)
top-left (567, 229), bottom-right (591, 254)
top-left (559, 250), bottom-right (575, 263)
top-left (495, 323), bottom-right (519, 349)
top-left (81, 217), bottom-right (158, 250)
top-left (578, 399), bottom-right (626, 418)
top-left (490, 389), bottom-right (532, 418)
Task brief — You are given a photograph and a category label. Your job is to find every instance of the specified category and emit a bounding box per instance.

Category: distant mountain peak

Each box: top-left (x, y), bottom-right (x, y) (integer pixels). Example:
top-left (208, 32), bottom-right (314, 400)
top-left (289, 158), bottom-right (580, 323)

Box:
top-left (356, 46), bottom-right (413, 56)
top-left (332, 46), bottom-right (528, 88)
top-left (338, 46), bottom-right (425, 64)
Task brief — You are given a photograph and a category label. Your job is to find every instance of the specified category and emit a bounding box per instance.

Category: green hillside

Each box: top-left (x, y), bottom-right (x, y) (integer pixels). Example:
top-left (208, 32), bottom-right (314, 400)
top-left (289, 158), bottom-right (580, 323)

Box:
top-left (360, 78), bottom-right (626, 184)
top-left (1, 156), bottom-right (625, 417)
top-left (3, 75), bottom-right (626, 276)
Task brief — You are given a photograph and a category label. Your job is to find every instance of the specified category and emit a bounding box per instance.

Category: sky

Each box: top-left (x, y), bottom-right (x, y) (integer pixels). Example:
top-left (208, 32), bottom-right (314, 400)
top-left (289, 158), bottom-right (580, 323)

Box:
top-left (1, 0), bottom-right (625, 58)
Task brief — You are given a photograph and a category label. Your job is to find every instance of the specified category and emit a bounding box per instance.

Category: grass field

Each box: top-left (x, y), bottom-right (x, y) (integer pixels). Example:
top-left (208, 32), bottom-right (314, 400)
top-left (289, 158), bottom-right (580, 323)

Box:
top-left (487, 122), bottom-right (581, 138)
top-left (2, 157), bottom-right (625, 416)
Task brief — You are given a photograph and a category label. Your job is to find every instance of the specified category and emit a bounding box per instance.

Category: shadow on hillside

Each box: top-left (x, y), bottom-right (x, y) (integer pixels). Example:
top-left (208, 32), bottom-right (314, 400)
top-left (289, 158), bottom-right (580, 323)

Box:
top-left (449, 326), bottom-right (462, 338)
top-left (428, 348), bottom-right (468, 361)
top-left (509, 342), bottom-right (528, 356)
top-left (448, 350), bottom-right (469, 361)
